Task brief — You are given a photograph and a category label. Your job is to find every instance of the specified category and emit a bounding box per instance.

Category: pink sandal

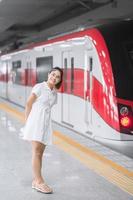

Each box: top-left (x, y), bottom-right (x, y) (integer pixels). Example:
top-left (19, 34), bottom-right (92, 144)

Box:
top-left (32, 182), bottom-right (53, 194)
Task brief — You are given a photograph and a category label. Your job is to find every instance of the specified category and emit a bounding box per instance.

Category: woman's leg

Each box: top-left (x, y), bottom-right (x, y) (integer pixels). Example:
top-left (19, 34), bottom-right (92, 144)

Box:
top-left (31, 141), bottom-right (45, 183)
top-left (31, 141), bottom-right (53, 193)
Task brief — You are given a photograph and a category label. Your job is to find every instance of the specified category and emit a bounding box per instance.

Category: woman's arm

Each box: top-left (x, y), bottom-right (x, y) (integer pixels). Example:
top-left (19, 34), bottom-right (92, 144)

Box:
top-left (25, 93), bottom-right (37, 122)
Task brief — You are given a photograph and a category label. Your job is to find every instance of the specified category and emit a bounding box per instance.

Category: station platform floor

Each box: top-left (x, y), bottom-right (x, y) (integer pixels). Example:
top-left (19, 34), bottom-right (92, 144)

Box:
top-left (0, 97), bottom-right (133, 200)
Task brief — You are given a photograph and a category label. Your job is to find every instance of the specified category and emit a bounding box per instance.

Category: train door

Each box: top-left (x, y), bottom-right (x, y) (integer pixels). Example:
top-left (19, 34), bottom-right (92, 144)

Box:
top-left (62, 51), bottom-right (74, 127)
top-left (85, 50), bottom-right (93, 133)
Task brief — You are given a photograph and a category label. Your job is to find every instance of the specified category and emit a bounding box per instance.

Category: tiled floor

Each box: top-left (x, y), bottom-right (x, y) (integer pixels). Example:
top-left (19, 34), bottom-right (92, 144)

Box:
top-left (0, 98), bottom-right (133, 200)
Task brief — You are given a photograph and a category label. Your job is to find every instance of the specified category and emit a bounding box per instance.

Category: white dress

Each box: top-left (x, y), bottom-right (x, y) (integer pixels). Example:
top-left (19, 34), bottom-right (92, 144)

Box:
top-left (22, 81), bottom-right (57, 145)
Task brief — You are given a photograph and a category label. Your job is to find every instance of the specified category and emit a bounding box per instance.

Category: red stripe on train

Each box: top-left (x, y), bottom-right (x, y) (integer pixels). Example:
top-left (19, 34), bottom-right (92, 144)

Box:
top-left (92, 76), bottom-right (120, 131)
top-left (61, 68), bottom-right (84, 98)
top-left (116, 98), bottom-right (133, 107)
top-left (20, 68), bottom-right (36, 86)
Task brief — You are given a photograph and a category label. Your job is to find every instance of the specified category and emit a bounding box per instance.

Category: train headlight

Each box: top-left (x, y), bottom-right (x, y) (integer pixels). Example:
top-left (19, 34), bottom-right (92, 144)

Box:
top-left (120, 106), bottom-right (129, 116)
top-left (118, 103), bottom-right (132, 133)
top-left (120, 116), bottom-right (131, 127)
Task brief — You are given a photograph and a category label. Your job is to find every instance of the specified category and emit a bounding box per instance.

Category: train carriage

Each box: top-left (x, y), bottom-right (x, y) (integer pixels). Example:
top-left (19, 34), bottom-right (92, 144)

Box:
top-left (0, 20), bottom-right (133, 154)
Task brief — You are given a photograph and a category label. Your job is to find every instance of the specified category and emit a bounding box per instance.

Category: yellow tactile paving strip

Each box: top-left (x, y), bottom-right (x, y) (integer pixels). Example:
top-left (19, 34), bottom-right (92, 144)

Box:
top-left (0, 102), bottom-right (133, 196)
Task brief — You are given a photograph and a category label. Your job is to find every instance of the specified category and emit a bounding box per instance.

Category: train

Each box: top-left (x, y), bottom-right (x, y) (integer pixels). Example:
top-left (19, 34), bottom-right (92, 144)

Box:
top-left (0, 20), bottom-right (133, 156)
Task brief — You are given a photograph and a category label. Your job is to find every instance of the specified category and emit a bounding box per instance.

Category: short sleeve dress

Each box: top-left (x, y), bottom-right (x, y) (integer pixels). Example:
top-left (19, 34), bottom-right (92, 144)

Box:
top-left (22, 81), bottom-right (57, 145)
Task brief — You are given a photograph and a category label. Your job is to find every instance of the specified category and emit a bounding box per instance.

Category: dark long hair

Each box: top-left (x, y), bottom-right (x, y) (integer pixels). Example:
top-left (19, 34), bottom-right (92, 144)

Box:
top-left (49, 67), bottom-right (63, 89)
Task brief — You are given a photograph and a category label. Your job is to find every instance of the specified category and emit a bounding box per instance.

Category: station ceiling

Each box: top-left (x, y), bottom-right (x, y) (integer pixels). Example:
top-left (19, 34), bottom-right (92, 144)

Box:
top-left (0, 0), bottom-right (133, 52)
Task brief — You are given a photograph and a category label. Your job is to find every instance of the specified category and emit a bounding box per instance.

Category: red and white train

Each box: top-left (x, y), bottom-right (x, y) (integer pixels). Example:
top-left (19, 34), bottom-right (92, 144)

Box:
top-left (0, 20), bottom-right (133, 155)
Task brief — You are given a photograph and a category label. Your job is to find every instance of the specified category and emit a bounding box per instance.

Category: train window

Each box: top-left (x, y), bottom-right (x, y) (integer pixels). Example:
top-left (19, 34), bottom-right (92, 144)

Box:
top-left (126, 44), bottom-right (133, 67)
top-left (36, 56), bottom-right (53, 83)
top-left (89, 57), bottom-right (93, 72)
top-left (129, 51), bottom-right (133, 61)
top-left (64, 58), bottom-right (67, 92)
top-left (12, 60), bottom-right (21, 84)
top-left (71, 57), bottom-right (74, 93)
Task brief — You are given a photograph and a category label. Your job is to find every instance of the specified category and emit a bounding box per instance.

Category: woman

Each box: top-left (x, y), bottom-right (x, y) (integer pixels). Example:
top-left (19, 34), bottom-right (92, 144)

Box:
top-left (23, 67), bottom-right (63, 194)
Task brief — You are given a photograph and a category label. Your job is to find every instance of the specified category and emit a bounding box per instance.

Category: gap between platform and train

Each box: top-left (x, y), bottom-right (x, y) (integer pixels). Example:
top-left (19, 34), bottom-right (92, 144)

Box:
top-left (0, 102), bottom-right (133, 196)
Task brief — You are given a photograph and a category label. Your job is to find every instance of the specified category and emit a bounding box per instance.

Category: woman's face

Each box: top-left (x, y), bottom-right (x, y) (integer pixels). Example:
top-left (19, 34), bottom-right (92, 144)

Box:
top-left (47, 70), bottom-right (61, 86)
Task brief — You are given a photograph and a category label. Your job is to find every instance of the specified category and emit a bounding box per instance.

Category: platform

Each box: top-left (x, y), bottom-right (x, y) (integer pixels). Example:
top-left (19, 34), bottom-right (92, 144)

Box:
top-left (0, 98), bottom-right (133, 200)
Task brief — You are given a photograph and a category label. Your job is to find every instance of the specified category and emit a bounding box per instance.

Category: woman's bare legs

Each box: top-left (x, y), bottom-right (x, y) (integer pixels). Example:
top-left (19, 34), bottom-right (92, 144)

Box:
top-left (31, 141), bottom-right (53, 193)
top-left (31, 141), bottom-right (45, 183)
